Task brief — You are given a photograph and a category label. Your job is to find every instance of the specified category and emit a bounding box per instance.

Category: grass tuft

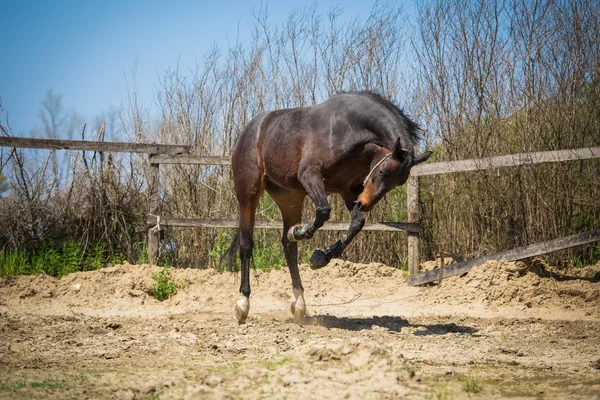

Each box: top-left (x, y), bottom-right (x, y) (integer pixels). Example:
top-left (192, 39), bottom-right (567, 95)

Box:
top-left (464, 375), bottom-right (482, 393)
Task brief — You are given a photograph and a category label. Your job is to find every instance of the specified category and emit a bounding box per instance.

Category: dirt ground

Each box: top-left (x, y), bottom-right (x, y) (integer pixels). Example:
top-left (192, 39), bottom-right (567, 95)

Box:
top-left (1, 258), bottom-right (599, 399)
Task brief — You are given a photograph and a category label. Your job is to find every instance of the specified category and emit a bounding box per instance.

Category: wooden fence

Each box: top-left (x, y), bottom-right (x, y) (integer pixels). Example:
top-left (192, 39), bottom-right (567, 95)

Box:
top-left (145, 152), bottom-right (421, 264)
top-left (1, 136), bottom-right (599, 274)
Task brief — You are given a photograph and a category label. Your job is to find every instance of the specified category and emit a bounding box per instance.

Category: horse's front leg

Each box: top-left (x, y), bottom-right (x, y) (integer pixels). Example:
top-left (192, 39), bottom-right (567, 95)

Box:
top-left (310, 205), bottom-right (365, 269)
top-left (287, 166), bottom-right (331, 242)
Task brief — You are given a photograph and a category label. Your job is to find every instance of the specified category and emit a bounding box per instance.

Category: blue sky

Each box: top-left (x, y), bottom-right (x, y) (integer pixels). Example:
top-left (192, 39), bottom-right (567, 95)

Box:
top-left (1, 0), bottom-right (406, 138)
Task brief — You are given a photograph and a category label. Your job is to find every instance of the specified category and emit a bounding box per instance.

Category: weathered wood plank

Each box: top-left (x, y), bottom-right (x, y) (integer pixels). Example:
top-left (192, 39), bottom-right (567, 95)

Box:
top-left (149, 154), bottom-right (232, 165)
top-left (411, 147), bottom-right (600, 176)
top-left (149, 147), bottom-right (600, 170)
top-left (406, 175), bottom-right (420, 275)
top-left (407, 229), bottom-right (600, 286)
top-left (0, 136), bottom-right (189, 155)
top-left (146, 216), bottom-right (420, 233)
top-left (147, 163), bottom-right (160, 264)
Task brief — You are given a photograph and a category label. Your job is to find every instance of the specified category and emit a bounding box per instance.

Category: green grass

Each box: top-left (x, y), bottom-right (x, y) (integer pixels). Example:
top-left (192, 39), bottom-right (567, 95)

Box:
top-left (464, 375), bottom-right (482, 393)
top-left (0, 371), bottom-right (94, 399)
top-left (0, 375), bottom-right (85, 392)
top-left (209, 229), bottom-right (297, 272)
top-left (0, 381), bottom-right (27, 391)
top-left (264, 355), bottom-right (295, 371)
top-left (571, 243), bottom-right (600, 268)
top-left (0, 240), bottom-right (140, 278)
top-left (208, 230), bottom-right (236, 270)
top-left (252, 235), bottom-right (286, 271)
top-left (28, 379), bottom-right (65, 390)
top-left (425, 383), bottom-right (451, 400)
top-left (150, 267), bottom-right (180, 301)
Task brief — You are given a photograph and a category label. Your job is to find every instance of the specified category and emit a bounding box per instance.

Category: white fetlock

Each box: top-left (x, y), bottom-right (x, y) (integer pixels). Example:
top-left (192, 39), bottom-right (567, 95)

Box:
top-left (234, 295), bottom-right (250, 324)
top-left (291, 288), bottom-right (306, 319)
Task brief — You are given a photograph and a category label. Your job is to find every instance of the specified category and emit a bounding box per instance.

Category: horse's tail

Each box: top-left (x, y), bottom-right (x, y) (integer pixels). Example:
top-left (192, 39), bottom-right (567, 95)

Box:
top-left (220, 229), bottom-right (241, 271)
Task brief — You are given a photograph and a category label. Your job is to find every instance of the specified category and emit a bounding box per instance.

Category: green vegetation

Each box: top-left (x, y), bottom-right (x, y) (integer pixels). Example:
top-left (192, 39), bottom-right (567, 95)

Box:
top-left (264, 355), bottom-right (295, 371)
top-left (0, 372), bottom-right (90, 395)
top-left (425, 384), bottom-right (451, 400)
top-left (150, 267), bottom-right (181, 301)
top-left (208, 230), bottom-right (238, 270)
top-left (0, 240), bottom-right (117, 278)
top-left (0, 381), bottom-right (27, 391)
top-left (1, 1), bottom-right (598, 273)
top-left (464, 375), bottom-right (482, 393)
top-left (252, 233), bottom-right (286, 271)
top-left (208, 228), bottom-right (315, 272)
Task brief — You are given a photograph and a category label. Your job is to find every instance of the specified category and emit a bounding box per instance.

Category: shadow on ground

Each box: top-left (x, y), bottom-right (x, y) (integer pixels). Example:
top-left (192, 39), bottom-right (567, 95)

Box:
top-left (293, 314), bottom-right (479, 335)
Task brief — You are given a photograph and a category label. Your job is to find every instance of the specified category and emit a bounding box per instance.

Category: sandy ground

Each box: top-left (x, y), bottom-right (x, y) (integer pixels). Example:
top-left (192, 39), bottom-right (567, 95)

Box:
top-left (0, 259), bottom-right (599, 399)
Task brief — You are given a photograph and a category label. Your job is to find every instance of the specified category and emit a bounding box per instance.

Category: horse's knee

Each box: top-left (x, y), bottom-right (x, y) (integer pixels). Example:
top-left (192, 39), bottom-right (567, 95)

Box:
top-left (315, 205), bottom-right (331, 225)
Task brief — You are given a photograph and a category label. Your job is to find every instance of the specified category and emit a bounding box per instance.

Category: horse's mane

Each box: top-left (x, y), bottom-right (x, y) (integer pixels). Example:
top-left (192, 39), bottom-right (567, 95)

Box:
top-left (339, 90), bottom-right (421, 146)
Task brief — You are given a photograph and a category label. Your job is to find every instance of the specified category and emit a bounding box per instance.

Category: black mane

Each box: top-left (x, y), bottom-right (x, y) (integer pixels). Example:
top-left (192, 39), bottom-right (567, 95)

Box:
top-left (340, 90), bottom-right (421, 147)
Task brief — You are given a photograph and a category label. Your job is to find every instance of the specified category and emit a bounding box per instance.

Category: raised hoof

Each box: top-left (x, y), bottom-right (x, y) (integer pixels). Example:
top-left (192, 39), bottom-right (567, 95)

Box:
top-left (310, 249), bottom-right (330, 270)
top-left (234, 297), bottom-right (249, 325)
top-left (291, 301), bottom-right (306, 319)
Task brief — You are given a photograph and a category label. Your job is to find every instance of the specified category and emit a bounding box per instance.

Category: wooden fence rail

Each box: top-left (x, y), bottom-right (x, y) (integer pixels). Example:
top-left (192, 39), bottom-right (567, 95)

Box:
top-left (147, 216), bottom-right (420, 233)
top-left (149, 154), bottom-right (231, 165)
top-left (151, 146), bottom-right (600, 171)
top-left (407, 229), bottom-right (600, 286)
top-left (411, 147), bottom-right (600, 176)
top-left (1, 136), bottom-right (599, 273)
top-left (0, 136), bottom-right (189, 155)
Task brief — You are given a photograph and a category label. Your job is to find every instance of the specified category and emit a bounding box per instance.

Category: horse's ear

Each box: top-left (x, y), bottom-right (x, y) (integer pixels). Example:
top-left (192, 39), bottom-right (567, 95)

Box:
top-left (414, 151), bottom-right (432, 165)
top-left (392, 137), bottom-right (410, 162)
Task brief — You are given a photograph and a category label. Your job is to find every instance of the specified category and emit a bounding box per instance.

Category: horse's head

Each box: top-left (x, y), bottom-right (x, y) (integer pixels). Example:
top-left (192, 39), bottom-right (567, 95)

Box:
top-left (357, 138), bottom-right (431, 212)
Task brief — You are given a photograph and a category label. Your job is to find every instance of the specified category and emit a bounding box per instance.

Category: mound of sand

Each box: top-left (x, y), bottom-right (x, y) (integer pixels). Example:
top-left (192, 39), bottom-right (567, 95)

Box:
top-left (1, 258), bottom-right (598, 319)
top-left (422, 260), bottom-right (600, 311)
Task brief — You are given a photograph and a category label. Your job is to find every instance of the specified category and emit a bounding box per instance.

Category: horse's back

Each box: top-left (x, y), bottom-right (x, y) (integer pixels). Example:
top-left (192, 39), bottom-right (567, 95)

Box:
top-left (232, 93), bottom-right (401, 193)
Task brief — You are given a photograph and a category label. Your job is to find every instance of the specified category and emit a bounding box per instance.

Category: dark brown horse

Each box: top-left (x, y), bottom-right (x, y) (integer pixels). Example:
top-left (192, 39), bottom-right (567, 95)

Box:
top-left (224, 92), bottom-right (431, 323)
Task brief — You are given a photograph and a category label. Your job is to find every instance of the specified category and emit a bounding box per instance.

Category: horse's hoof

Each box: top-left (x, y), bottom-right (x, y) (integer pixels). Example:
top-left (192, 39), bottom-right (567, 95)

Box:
top-left (291, 301), bottom-right (306, 319)
top-left (310, 249), bottom-right (330, 270)
top-left (234, 296), bottom-right (250, 325)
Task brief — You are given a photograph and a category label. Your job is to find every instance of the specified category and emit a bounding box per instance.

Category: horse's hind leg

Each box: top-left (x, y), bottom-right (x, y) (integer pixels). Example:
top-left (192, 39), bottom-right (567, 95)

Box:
top-left (232, 162), bottom-right (264, 324)
top-left (310, 191), bottom-right (365, 269)
top-left (234, 198), bottom-right (260, 324)
top-left (265, 182), bottom-right (307, 319)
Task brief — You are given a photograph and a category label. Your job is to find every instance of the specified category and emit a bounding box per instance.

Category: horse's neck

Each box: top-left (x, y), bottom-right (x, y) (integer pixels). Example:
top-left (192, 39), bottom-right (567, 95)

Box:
top-left (365, 133), bottom-right (398, 154)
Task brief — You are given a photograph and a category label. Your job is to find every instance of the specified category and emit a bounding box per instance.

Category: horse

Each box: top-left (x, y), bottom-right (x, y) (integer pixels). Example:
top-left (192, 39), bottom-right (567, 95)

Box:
top-left (223, 91), bottom-right (431, 324)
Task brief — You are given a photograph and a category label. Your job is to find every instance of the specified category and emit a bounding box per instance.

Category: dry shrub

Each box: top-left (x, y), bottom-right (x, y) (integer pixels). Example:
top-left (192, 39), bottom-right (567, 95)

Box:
top-left (415, 0), bottom-right (600, 265)
top-left (1, 1), bottom-right (599, 270)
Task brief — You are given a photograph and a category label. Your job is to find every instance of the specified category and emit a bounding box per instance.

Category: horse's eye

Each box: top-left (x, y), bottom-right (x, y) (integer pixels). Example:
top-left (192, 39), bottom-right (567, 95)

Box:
top-left (379, 168), bottom-right (389, 177)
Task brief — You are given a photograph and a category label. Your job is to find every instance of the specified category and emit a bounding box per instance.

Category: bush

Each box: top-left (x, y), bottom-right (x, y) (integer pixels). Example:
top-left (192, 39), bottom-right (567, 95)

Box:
top-left (150, 267), bottom-right (180, 301)
top-left (0, 240), bottom-right (112, 278)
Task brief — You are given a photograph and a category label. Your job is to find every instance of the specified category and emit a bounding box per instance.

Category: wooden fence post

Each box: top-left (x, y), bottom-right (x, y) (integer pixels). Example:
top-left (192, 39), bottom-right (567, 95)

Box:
top-left (147, 161), bottom-right (160, 264)
top-left (407, 175), bottom-right (420, 275)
